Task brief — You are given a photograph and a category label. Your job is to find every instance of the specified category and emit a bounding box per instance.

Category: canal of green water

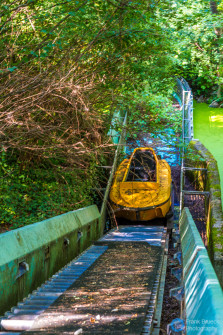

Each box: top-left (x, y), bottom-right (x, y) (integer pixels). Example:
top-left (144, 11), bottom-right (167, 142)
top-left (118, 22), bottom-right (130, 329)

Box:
top-left (193, 101), bottom-right (223, 205)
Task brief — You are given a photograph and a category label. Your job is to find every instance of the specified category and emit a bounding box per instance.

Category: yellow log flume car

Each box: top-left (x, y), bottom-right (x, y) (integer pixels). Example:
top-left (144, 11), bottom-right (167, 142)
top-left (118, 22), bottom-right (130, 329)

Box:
top-left (109, 147), bottom-right (173, 221)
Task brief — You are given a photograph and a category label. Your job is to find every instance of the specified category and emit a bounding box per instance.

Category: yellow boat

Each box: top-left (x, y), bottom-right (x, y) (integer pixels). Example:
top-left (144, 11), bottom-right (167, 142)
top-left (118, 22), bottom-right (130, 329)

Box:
top-left (109, 147), bottom-right (172, 221)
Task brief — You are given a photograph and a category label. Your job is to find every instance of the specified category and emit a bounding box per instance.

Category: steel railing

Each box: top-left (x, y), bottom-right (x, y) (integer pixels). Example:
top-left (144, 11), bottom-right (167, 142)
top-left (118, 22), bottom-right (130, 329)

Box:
top-left (100, 111), bottom-right (127, 233)
top-left (175, 78), bottom-right (194, 213)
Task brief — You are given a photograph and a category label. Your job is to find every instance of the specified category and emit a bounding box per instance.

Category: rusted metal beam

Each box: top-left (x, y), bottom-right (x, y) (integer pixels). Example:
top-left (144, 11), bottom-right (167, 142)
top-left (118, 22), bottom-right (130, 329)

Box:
top-left (182, 190), bottom-right (209, 196)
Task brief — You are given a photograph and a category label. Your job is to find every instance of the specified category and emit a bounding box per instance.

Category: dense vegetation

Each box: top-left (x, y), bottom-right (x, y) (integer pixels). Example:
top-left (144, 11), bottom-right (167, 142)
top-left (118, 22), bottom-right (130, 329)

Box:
top-left (0, 0), bottom-right (222, 229)
top-left (168, 0), bottom-right (223, 100)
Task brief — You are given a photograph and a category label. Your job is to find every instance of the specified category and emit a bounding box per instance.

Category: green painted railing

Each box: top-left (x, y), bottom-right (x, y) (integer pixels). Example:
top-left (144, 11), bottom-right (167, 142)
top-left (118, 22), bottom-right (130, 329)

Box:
top-left (180, 208), bottom-right (223, 334)
top-left (0, 205), bottom-right (101, 315)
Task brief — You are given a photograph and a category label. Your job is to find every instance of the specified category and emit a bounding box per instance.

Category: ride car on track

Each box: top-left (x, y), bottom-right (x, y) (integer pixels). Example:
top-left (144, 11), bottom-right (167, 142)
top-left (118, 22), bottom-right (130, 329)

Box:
top-left (109, 147), bottom-right (173, 221)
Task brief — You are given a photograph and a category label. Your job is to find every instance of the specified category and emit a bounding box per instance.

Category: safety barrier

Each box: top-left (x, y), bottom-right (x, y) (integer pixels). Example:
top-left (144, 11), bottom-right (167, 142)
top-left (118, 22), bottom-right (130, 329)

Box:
top-left (0, 205), bottom-right (101, 315)
top-left (180, 208), bottom-right (223, 334)
top-left (100, 111), bottom-right (127, 232)
top-left (175, 78), bottom-right (194, 214)
top-left (175, 78), bottom-right (194, 145)
top-left (107, 110), bottom-right (125, 144)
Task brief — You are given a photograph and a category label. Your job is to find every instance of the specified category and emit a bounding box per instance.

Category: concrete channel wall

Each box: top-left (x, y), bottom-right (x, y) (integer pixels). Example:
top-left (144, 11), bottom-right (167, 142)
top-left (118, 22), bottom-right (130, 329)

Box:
top-left (180, 208), bottom-right (223, 334)
top-left (186, 139), bottom-right (223, 287)
top-left (0, 205), bottom-right (101, 315)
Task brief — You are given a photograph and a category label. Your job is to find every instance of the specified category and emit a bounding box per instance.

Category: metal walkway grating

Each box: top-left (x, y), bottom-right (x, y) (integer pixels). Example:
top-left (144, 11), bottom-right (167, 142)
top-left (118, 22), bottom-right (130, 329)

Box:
top-left (1, 226), bottom-right (167, 335)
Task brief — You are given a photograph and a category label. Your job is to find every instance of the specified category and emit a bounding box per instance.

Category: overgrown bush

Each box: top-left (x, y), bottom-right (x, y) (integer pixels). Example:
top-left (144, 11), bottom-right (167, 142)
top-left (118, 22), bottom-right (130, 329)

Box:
top-left (0, 149), bottom-right (109, 230)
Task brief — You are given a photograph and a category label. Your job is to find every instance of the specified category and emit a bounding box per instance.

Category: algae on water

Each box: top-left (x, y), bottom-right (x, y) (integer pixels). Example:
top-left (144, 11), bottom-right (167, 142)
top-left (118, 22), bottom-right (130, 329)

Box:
top-left (194, 101), bottom-right (223, 207)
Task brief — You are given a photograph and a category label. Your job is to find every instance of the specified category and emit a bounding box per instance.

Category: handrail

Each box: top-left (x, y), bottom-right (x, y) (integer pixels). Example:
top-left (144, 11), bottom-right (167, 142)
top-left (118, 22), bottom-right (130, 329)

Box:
top-left (175, 78), bottom-right (194, 149)
top-left (100, 112), bottom-right (127, 233)
top-left (176, 78), bottom-right (194, 214)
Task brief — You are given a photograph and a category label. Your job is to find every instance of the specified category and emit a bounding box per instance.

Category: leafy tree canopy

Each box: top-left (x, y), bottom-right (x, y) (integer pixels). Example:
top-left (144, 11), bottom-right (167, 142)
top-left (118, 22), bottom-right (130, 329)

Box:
top-left (162, 0), bottom-right (223, 98)
top-left (0, 0), bottom-right (222, 228)
top-left (0, 0), bottom-right (178, 165)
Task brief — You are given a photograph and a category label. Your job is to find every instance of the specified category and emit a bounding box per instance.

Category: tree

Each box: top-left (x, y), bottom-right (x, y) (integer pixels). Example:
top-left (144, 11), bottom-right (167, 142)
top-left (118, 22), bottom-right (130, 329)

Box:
top-left (0, 0), bottom-right (177, 166)
top-left (163, 0), bottom-right (223, 98)
top-left (210, 1), bottom-right (222, 98)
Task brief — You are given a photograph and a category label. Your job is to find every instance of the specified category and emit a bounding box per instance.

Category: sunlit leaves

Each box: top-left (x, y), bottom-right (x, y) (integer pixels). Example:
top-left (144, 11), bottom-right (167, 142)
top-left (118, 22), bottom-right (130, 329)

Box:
top-left (161, 0), bottom-right (223, 97)
top-left (0, 0), bottom-right (181, 169)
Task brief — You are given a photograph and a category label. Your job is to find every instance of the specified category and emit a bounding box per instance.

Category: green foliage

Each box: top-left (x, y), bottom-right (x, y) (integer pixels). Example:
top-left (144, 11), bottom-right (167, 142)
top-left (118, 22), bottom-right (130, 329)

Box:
top-left (162, 0), bottom-right (223, 97)
top-left (125, 88), bottom-right (181, 135)
top-left (0, 0), bottom-right (181, 230)
top-left (184, 146), bottom-right (206, 163)
top-left (3, 0), bottom-right (221, 229)
top-left (0, 149), bottom-right (108, 230)
top-left (0, 0), bottom-right (177, 165)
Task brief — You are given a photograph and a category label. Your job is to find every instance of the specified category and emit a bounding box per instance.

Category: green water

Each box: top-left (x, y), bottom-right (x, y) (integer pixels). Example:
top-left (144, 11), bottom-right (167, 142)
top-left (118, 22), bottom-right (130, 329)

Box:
top-left (194, 101), bottom-right (223, 204)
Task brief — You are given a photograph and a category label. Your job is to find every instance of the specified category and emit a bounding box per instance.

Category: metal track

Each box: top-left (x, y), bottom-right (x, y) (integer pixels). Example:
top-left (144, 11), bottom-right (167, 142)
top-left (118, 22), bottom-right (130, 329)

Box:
top-left (0, 245), bottom-right (108, 333)
top-left (1, 225), bottom-right (168, 335)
